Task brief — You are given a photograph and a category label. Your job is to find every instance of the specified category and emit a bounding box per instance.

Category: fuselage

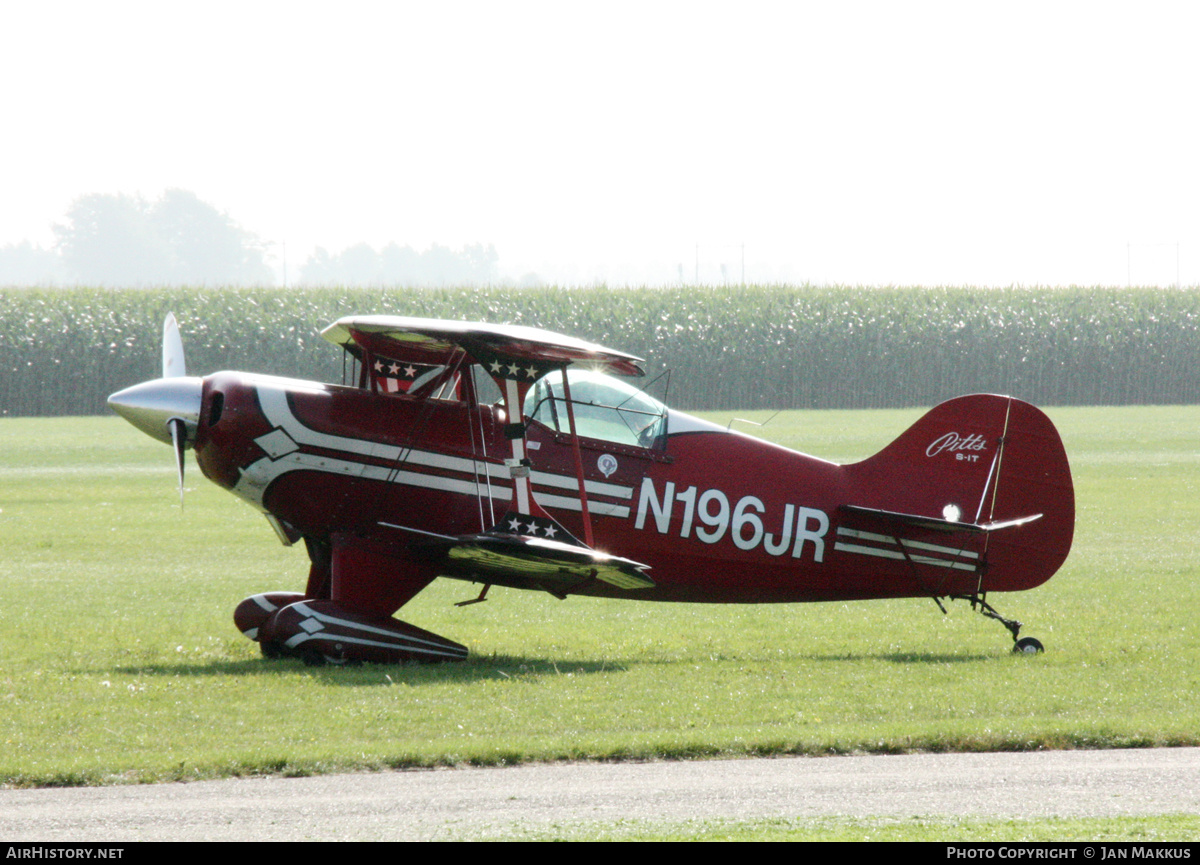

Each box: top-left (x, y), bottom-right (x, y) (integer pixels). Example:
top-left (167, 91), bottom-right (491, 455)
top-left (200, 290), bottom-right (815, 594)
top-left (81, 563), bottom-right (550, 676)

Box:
top-left (191, 369), bottom-right (1043, 605)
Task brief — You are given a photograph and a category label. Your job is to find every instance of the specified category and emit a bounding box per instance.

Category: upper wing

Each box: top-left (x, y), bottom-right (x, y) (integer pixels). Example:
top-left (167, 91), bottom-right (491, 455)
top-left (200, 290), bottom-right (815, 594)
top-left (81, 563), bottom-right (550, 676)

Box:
top-left (320, 316), bottom-right (645, 377)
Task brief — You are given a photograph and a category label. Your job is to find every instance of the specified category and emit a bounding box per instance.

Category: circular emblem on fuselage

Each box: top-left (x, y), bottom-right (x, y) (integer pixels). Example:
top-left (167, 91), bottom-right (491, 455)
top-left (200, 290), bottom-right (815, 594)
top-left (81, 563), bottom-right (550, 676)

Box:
top-left (597, 453), bottom-right (618, 477)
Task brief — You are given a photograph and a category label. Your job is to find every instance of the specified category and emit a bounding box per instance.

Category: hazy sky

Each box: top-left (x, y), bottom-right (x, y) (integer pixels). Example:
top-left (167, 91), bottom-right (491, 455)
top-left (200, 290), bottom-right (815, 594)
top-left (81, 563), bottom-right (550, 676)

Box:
top-left (3, 1), bottom-right (1197, 286)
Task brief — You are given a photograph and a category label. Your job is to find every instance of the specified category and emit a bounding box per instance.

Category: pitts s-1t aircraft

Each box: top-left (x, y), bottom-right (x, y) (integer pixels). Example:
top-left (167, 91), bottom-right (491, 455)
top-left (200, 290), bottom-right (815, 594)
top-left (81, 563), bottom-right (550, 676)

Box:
top-left (108, 314), bottom-right (1074, 663)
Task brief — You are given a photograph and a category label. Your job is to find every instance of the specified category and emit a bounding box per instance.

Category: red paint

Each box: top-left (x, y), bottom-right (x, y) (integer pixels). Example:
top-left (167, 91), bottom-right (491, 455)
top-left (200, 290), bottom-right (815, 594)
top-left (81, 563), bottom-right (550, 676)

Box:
top-left (120, 317), bottom-right (1075, 662)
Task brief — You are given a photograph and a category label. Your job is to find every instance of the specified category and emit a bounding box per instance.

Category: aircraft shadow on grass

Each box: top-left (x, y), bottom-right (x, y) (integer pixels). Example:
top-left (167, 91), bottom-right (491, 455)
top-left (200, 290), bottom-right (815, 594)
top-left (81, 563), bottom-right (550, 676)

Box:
top-left (105, 648), bottom-right (995, 686)
top-left (871, 651), bottom-right (997, 664)
top-left (107, 654), bottom-right (628, 685)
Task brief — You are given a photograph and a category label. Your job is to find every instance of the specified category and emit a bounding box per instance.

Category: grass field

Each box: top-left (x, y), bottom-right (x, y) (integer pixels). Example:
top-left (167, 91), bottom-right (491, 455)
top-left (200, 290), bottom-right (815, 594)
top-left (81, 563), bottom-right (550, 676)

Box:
top-left (487, 814), bottom-right (1200, 842)
top-left (1, 405), bottom-right (1197, 796)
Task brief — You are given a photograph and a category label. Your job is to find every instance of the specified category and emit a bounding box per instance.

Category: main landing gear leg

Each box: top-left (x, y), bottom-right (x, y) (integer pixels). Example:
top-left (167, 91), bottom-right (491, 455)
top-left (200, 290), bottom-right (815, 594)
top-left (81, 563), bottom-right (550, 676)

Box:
top-left (936, 594), bottom-right (1044, 654)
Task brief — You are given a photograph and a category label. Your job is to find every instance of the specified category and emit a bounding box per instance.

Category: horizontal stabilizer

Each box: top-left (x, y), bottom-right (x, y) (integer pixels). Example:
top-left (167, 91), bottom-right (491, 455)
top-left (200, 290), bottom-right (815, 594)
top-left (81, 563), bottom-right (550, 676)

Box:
top-left (840, 505), bottom-right (1042, 534)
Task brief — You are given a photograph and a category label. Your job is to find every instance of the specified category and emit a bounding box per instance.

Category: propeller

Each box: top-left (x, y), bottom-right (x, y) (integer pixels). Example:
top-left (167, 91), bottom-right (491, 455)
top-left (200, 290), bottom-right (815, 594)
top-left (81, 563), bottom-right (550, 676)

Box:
top-left (163, 314), bottom-right (189, 507)
top-left (107, 314), bottom-right (203, 507)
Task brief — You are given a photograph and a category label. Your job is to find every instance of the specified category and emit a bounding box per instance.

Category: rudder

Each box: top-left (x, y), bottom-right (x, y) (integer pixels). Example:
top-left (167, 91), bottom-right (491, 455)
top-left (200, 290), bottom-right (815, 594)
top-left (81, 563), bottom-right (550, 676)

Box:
top-left (845, 394), bottom-right (1074, 593)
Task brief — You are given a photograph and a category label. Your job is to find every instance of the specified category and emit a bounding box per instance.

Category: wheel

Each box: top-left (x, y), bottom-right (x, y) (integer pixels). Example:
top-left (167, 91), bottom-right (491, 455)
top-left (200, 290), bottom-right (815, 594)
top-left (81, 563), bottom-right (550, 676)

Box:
top-left (301, 648), bottom-right (327, 667)
top-left (1013, 636), bottom-right (1044, 654)
top-left (259, 640), bottom-right (286, 660)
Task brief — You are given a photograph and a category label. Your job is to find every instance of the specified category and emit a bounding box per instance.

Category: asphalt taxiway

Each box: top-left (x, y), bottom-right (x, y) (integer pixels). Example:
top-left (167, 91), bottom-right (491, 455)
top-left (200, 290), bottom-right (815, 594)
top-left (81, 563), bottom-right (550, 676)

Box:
top-left (2, 748), bottom-right (1197, 841)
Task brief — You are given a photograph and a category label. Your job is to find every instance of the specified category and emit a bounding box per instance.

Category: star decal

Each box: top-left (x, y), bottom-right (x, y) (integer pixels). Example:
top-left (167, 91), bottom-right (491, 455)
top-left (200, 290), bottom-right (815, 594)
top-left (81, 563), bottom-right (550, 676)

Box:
top-left (403, 365), bottom-right (417, 378)
top-left (388, 362), bottom-right (400, 374)
top-left (525, 364), bottom-right (539, 378)
top-left (491, 511), bottom-right (580, 545)
top-left (489, 360), bottom-right (503, 374)
top-left (373, 360), bottom-right (383, 371)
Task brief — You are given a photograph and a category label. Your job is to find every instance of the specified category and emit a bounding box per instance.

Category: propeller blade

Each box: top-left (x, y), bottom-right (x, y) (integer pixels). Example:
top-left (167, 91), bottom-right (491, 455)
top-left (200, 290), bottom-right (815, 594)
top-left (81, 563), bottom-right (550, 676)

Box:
top-left (165, 315), bottom-right (191, 509)
top-left (163, 313), bottom-right (187, 379)
top-left (169, 417), bottom-right (187, 509)
top-left (108, 313), bottom-right (200, 508)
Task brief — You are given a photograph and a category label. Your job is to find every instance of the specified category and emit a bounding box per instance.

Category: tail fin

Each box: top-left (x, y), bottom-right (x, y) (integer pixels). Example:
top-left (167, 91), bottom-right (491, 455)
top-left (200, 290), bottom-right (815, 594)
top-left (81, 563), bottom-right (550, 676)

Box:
top-left (844, 394), bottom-right (1074, 593)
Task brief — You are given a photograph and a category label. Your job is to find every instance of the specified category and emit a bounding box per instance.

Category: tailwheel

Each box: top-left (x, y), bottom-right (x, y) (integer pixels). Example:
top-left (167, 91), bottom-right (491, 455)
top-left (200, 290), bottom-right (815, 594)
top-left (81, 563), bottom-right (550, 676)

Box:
top-left (939, 594), bottom-right (1044, 654)
top-left (1013, 636), bottom-right (1045, 654)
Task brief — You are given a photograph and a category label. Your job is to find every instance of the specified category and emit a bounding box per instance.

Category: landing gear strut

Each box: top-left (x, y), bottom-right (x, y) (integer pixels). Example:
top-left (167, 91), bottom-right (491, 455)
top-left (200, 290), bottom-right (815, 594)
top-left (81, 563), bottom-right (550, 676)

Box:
top-left (935, 594), bottom-right (1044, 653)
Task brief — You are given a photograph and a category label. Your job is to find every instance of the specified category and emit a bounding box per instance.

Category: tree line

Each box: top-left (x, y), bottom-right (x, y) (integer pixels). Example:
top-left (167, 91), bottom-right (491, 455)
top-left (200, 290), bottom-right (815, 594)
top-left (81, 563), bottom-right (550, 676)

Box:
top-left (0, 190), bottom-right (501, 287)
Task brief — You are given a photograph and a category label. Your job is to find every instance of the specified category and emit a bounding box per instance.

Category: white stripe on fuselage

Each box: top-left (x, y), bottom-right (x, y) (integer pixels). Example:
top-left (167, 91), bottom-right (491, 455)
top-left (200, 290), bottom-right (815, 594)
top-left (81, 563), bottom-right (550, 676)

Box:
top-left (229, 379), bottom-right (632, 519)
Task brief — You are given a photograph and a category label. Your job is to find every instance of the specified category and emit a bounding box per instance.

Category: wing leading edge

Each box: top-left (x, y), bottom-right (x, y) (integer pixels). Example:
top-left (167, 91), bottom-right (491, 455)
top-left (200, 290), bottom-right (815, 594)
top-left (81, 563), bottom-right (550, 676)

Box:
top-left (320, 316), bottom-right (646, 377)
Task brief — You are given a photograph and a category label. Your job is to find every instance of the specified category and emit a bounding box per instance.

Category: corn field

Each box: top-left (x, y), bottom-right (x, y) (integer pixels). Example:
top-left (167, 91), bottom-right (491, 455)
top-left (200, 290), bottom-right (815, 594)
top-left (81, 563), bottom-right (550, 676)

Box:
top-left (2, 285), bottom-right (1198, 416)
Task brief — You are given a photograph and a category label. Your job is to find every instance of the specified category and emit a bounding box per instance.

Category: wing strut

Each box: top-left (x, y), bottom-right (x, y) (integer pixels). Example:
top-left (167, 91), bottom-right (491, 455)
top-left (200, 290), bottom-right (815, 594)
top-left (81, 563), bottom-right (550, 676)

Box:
top-left (559, 369), bottom-right (595, 547)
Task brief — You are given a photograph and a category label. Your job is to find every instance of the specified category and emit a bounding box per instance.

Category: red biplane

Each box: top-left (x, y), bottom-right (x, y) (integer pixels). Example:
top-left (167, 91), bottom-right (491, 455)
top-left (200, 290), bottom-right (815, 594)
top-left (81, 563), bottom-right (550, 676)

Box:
top-left (108, 314), bottom-right (1074, 663)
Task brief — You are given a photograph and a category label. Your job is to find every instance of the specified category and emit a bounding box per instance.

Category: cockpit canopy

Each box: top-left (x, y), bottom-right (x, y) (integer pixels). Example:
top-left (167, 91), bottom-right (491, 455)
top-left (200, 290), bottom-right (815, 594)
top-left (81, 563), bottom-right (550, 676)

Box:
top-left (524, 369), bottom-right (667, 449)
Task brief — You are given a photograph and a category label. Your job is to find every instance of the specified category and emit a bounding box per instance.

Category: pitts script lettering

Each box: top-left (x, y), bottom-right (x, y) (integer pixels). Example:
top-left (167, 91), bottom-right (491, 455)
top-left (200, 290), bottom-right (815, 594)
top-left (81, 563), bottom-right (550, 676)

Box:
top-left (633, 478), bottom-right (829, 561)
top-left (926, 432), bottom-right (988, 458)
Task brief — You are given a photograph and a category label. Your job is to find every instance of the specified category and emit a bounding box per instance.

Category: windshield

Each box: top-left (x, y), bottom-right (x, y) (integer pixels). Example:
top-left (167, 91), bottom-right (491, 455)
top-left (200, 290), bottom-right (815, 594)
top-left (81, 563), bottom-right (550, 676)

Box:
top-left (524, 368), bottom-right (667, 449)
